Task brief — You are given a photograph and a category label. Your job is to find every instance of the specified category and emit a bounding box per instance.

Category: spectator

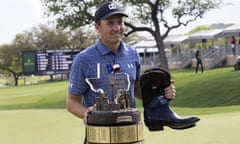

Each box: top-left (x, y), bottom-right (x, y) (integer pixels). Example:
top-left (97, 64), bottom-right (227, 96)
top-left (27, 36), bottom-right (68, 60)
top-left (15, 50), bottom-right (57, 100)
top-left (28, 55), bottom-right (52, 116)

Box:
top-left (231, 36), bottom-right (236, 56)
top-left (195, 50), bottom-right (204, 74)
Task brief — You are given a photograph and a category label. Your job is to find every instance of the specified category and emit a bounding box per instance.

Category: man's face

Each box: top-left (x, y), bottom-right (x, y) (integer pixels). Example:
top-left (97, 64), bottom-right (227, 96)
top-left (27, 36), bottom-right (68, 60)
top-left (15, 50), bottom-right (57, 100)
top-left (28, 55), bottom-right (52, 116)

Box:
top-left (95, 14), bottom-right (125, 46)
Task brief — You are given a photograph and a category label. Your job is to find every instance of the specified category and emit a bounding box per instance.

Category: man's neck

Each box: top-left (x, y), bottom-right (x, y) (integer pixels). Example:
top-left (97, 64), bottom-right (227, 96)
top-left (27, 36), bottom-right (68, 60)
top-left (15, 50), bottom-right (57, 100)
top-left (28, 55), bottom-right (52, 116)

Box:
top-left (101, 39), bottom-right (121, 54)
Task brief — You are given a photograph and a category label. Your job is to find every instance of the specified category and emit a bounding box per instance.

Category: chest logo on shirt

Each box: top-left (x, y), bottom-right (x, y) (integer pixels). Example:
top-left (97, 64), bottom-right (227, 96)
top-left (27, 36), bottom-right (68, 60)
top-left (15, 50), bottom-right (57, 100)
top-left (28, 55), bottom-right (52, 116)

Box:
top-left (128, 64), bottom-right (134, 69)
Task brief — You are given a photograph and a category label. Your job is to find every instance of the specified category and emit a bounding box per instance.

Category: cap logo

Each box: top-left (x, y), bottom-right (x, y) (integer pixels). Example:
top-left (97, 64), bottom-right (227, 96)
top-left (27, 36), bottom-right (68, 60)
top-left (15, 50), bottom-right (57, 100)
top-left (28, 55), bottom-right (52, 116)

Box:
top-left (108, 3), bottom-right (117, 10)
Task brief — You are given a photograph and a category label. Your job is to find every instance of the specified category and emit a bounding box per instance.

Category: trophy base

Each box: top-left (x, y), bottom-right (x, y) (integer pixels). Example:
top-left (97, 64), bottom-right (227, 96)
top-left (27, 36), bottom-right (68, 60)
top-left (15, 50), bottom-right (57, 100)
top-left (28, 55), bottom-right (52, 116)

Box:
top-left (87, 108), bottom-right (141, 125)
top-left (87, 109), bottom-right (143, 144)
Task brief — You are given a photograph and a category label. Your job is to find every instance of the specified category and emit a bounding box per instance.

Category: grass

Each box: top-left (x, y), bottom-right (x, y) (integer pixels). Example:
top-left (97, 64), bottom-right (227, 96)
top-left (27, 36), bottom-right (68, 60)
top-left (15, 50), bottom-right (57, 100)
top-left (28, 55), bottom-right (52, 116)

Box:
top-left (0, 67), bottom-right (240, 111)
top-left (0, 81), bottom-right (67, 109)
top-left (0, 75), bottom-right (50, 86)
top-left (1, 67), bottom-right (240, 144)
top-left (0, 109), bottom-right (240, 144)
top-left (170, 67), bottom-right (240, 107)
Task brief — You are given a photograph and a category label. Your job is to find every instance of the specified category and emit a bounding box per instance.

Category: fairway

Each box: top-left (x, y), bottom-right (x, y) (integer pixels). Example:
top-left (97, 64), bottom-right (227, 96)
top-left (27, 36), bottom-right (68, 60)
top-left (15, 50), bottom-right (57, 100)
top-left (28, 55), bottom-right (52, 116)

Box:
top-left (0, 109), bottom-right (240, 144)
top-left (1, 67), bottom-right (240, 143)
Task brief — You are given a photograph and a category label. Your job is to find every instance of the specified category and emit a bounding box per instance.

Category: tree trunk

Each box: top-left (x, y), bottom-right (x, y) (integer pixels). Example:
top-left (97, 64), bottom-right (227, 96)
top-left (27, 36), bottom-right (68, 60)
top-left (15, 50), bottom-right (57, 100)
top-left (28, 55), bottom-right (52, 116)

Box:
top-left (50, 74), bottom-right (54, 81)
top-left (1, 68), bottom-right (20, 86)
top-left (154, 34), bottom-right (169, 70)
top-left (12, 72), bottom-right (22, 86)
top-left (14, 75), bottom-right (18, 86)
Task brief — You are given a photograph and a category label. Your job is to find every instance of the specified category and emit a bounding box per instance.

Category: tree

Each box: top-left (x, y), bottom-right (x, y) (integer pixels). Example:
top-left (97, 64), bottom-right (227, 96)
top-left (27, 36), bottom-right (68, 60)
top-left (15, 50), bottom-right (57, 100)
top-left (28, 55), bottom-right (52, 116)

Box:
top-left (67, 27), bottom-right (99, 49)
top-left (0, 25), bottom-right (71, 86)
top-left (0, 24), bottom-right (102, 85)
top-left (42, 0), bottom-right (222, 70)
top-left (0, 33), bottom-right (36, 86)
top-left (32, 24), bottom-right (70, 50)
top-left (31, 24), bottom-right (99, 50)
top-left (49, 0), bottom-right (229, 69)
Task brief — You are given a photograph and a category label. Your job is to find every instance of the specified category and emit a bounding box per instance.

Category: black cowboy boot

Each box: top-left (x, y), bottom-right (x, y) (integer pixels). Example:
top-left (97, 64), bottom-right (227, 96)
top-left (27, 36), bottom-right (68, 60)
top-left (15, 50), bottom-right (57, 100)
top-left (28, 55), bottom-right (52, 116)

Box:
top-left (140, 68), bottom-right (200, 131)
top-left (144, 95), bottom-right (200, 131)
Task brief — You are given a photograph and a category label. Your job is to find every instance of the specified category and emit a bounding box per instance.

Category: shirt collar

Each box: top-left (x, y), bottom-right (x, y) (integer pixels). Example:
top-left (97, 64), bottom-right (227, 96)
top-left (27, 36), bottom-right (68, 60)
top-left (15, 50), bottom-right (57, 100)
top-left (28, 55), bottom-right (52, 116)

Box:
top-left (96, 39), bottom-right (127, 55)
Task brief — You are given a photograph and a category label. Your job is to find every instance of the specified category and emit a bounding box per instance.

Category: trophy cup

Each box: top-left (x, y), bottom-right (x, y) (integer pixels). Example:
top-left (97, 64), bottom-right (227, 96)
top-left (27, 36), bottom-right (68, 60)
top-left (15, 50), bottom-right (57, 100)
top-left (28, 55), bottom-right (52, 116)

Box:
top-left (85, 63), bottom-right (143, 144)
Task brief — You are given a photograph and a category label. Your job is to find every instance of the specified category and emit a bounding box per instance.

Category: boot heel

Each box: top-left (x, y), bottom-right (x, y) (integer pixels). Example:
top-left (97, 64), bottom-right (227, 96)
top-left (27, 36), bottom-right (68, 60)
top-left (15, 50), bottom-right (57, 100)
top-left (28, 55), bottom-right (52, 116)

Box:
top-left (144, 119), bottom-right (164, 131)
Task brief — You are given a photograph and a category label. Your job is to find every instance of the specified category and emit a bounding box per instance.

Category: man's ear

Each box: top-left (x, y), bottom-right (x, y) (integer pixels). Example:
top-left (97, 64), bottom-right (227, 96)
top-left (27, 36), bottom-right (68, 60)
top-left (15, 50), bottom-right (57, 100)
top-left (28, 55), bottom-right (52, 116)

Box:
top-left (95, 22), bottom-right (100, 32)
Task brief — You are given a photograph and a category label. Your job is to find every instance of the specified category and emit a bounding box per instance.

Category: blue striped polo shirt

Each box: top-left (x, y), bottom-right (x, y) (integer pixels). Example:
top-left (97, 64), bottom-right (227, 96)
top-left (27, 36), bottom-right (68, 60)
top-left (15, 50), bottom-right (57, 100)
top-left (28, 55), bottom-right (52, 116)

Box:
top-left (68, 39), bottom-right (141, 108)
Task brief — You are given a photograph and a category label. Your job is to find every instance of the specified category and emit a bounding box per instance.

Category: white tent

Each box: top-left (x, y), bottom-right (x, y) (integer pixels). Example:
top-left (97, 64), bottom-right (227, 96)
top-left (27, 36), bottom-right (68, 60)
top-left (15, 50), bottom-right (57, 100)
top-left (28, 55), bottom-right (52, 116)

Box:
top-left (222, 24), bottom-right (240, 37)
top-left (164, 35), bottom-right (189, 47)
top-left (185, 29), bottom-right (223, 43)
top-left (131, 35), bottom-right (189, 51)
top-left (131, 40), bottom-right (156, 48)
top-left (131, 40), bottom-right (158, 53)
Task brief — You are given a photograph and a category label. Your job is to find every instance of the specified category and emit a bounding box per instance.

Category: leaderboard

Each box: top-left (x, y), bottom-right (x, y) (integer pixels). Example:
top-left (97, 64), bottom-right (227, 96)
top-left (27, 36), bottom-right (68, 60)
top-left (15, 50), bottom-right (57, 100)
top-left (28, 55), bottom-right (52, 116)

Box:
top-left (22, 49), bottom-right (81, 75)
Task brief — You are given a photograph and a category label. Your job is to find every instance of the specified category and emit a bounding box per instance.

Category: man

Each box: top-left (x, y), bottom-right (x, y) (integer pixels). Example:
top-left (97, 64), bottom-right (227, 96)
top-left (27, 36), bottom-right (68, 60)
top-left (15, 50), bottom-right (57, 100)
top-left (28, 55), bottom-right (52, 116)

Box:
top-left (195, 50), bottom-right (204, 74)
top-left (231, 36), bottom-right (236, 56)
top-left (67, 1), bottom-right (176, 143)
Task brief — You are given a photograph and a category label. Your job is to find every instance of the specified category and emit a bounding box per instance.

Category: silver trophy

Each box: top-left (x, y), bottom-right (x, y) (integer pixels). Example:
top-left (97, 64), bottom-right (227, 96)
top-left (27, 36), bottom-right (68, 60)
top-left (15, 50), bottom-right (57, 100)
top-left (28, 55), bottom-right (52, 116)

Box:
top-left (85, 63), bottom-right (131, 111)
top-left (85, 63), bottom-right (143, 144)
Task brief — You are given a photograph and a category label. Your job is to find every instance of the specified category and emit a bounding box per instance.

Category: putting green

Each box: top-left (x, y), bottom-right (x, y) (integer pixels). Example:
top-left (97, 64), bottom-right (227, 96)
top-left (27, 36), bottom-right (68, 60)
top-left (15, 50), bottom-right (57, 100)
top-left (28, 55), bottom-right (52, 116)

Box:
top-left (1, 109), bottom-right (240, 144)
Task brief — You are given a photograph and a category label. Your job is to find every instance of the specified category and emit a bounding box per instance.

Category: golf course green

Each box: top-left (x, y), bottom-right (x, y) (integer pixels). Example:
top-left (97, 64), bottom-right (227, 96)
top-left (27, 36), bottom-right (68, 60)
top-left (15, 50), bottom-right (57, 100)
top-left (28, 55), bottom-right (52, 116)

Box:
top-left (1, 109), bottom-right (239, 144)
top-left (0, 67), bottom-right (240, 144)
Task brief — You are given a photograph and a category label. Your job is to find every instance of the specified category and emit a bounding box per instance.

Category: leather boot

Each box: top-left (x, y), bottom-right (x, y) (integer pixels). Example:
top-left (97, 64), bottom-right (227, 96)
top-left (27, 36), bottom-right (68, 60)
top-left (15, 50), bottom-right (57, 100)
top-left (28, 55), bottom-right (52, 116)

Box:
top-left (140, 68), bottom-right (200, 131)
top-left (144, 95), bottom-right (200, 131)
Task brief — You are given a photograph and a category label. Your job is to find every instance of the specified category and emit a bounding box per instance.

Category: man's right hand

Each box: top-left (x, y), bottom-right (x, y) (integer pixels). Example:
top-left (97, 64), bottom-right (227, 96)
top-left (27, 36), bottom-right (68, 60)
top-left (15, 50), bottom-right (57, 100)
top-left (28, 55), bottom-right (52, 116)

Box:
top-left (84, 105), bottom-right (96, 126)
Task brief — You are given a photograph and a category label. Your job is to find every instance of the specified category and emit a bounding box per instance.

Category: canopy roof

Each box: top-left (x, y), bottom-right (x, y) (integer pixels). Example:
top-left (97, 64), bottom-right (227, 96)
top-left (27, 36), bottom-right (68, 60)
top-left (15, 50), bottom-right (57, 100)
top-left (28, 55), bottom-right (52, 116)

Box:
top-left (131, 23), bottom-right (240, 51)
top-left (185, 29), bottom-right (223, 43)
top-left (131, 40), bottom-right (158, 53)
top-left (222, 24), bottom-right (240, 37)
top-left (131, 40), bottom-right (156, 48)
top-left (164, 35), bottom-right (189, 47)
